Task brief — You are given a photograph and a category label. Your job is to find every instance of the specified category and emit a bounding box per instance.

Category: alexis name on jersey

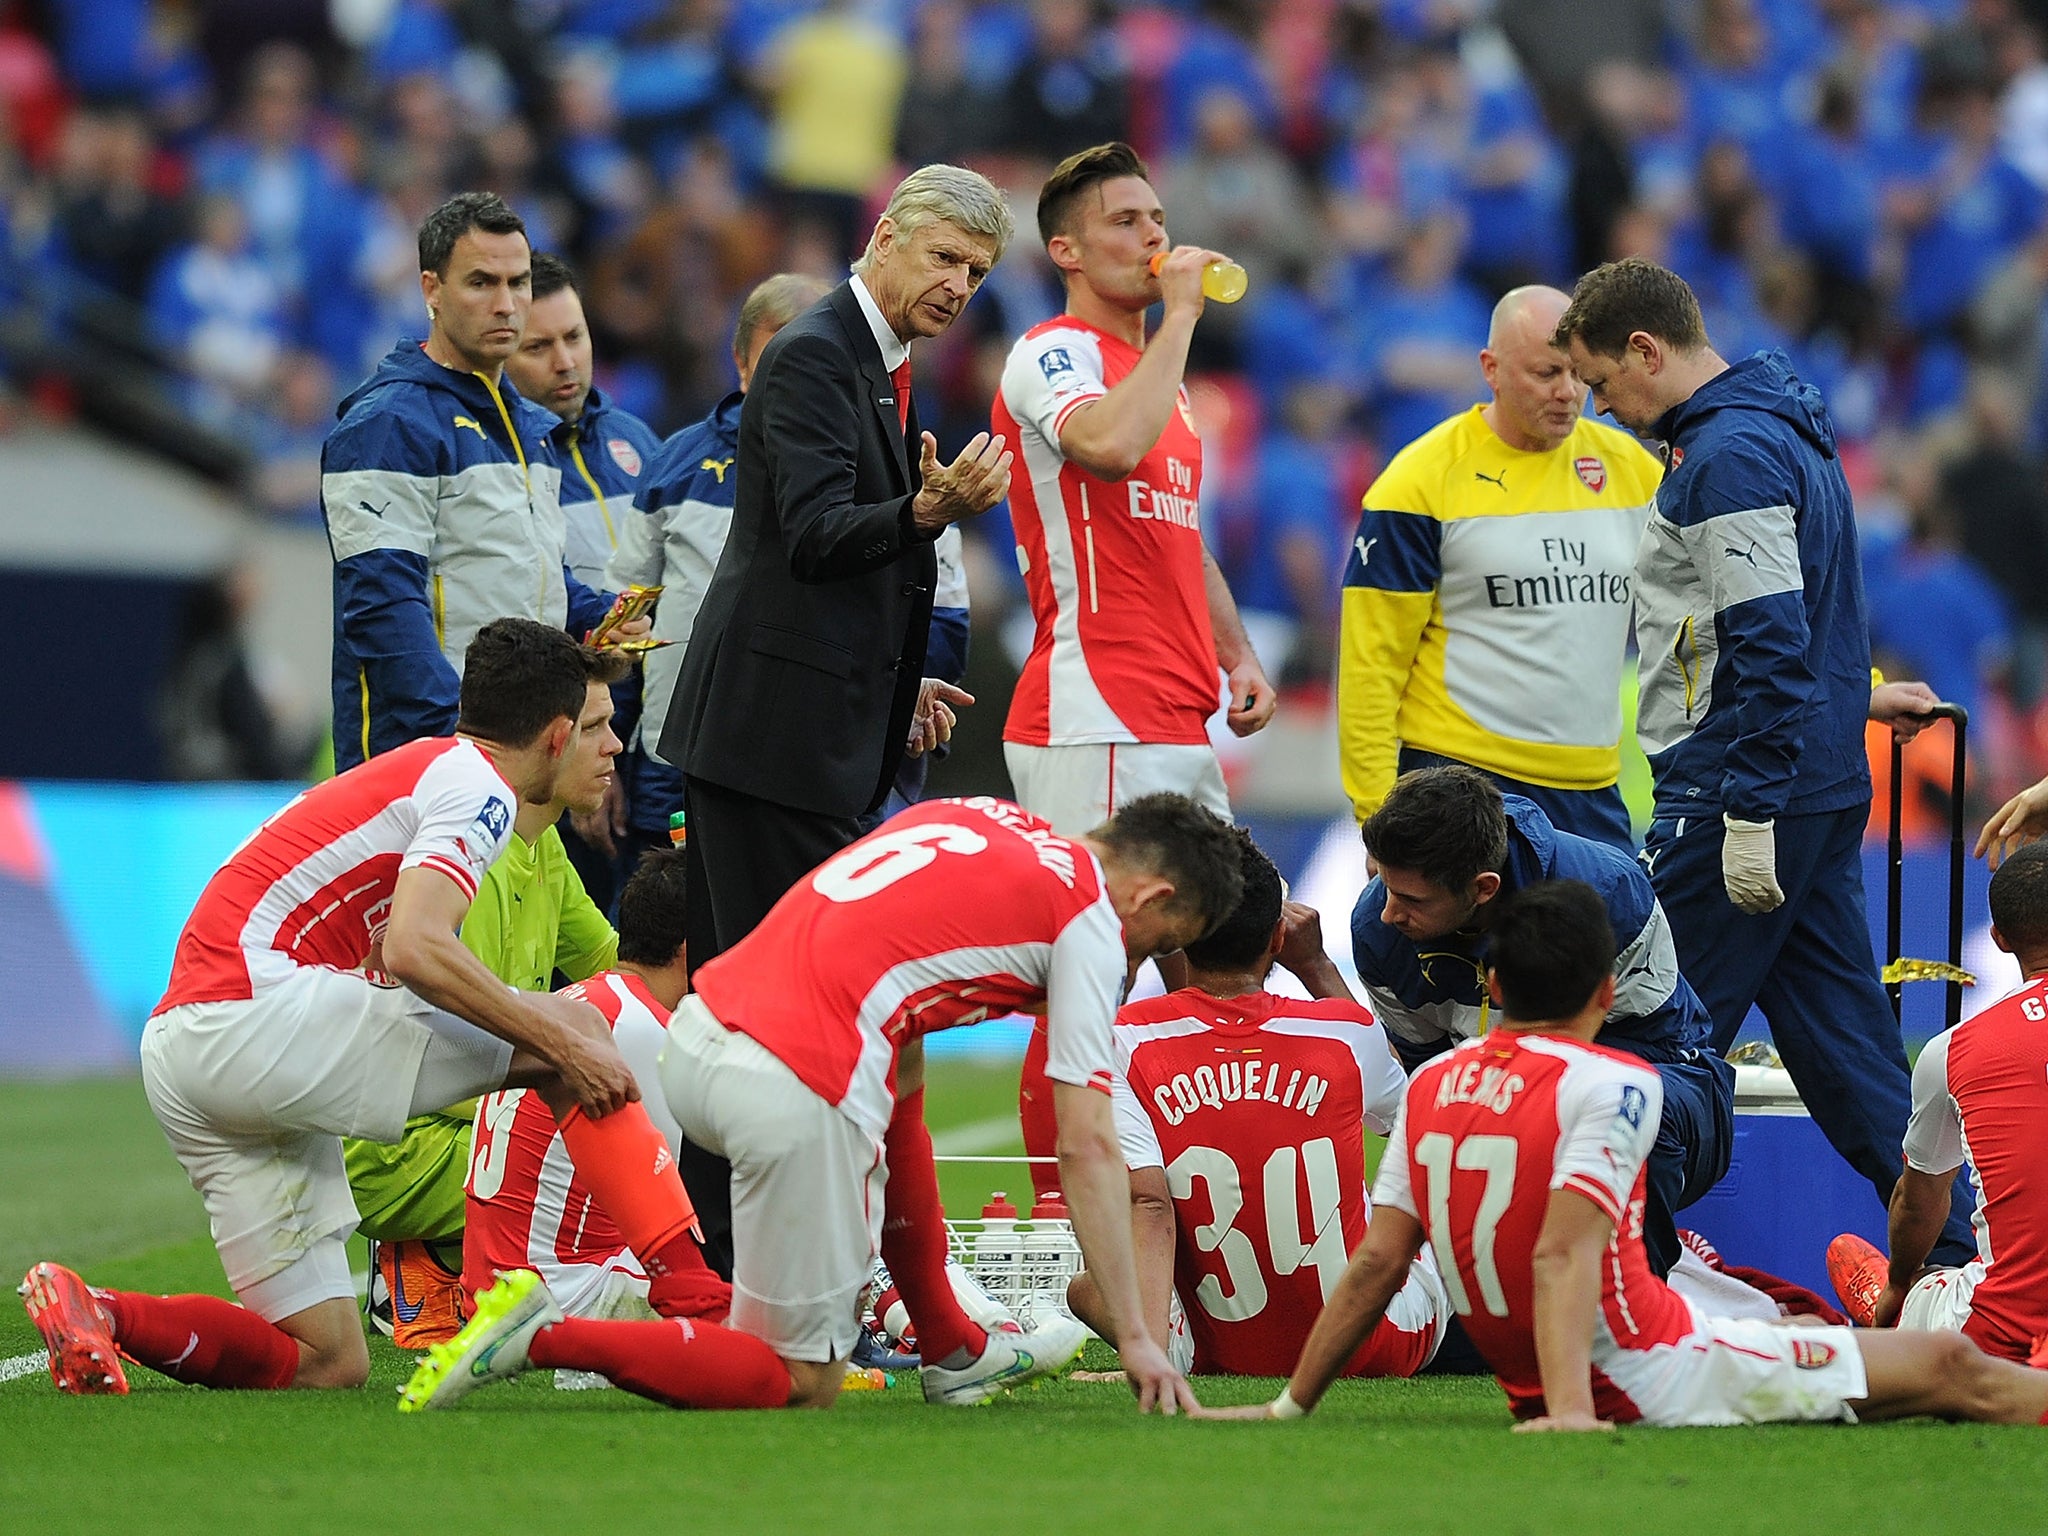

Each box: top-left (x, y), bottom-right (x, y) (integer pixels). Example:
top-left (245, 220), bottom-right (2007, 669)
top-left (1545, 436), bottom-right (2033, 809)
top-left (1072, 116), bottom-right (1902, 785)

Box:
top-left (1148, 1056), bottom-right (1334, 1129)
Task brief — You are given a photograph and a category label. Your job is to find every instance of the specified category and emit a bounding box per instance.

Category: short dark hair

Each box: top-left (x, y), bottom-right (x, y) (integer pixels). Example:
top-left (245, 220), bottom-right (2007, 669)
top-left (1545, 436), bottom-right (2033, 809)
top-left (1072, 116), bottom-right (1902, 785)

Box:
top-left (616, 847), bottom-right (688, 966)
top-left (456, 618), bottom-right (629, 746)
top-left (1552, 257), bottom-right (1708, 358)
top-left (418, 191), bottom-right (526, 277)
top-left (529, 251), bottom-right (578, 301)
top-left (1037, 141), bottom-right (1151, 248)
top-left (1361, 767), bottom-right (1509, 894)
top-left (1091, 793), bottom-right (1244, 939)
top-left (1182, 827), bottom-right (1284, 972)
top-left (1990, 842), bottom-right (2048, 951)
top-left (1487, 881), bottom-right (1615, 1023)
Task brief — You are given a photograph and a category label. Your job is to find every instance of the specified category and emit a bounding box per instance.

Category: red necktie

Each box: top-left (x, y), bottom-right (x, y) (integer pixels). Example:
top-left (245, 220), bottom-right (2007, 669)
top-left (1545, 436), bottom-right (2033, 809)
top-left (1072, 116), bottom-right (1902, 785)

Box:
top-left (891, 358), bottom-right (912, 435)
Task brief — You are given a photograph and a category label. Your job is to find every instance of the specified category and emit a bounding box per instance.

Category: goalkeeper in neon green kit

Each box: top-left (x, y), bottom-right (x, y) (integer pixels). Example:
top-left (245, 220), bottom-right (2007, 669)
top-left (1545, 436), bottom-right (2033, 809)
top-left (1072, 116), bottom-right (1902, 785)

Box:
top-left (346, 818), bottom-right (617, 1346)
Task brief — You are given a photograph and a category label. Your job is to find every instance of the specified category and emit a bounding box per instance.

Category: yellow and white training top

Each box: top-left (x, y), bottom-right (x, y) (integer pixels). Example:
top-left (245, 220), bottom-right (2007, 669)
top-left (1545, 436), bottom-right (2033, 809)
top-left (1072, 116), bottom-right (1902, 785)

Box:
top-left (1338, 405), bottom-right (1664, 824)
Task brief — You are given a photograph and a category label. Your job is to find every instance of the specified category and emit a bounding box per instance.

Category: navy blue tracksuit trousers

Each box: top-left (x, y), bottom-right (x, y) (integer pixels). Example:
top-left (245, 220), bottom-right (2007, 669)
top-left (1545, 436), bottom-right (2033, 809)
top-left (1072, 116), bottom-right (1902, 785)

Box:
top-left (1643, 802), bottom-right (1975, 1265)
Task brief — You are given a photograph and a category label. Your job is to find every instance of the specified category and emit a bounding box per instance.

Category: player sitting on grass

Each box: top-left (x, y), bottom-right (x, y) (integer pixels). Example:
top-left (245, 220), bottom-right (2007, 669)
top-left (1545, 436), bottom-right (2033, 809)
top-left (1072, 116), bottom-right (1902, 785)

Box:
top-left (463, 846), bottom-right (728, 1324)
top-left (1204, 880), bottom-right (2048, 1430)
top-left (1827, 842), bottom-right (2048, 1360)
top-left (350, 673), bottom-right (626, 1349)
top-left (20, 620), bottom-right (716, 1395)
top-left (1067, 828), bottom-right (1448, 1379)
top-left (394, 793), bottom-right (1242, 1414)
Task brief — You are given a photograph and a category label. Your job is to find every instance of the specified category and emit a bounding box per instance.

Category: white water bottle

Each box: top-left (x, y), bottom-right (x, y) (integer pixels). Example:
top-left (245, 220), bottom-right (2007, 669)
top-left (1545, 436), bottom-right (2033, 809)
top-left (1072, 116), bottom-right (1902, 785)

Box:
top-left (971, 1192), bottom-right (1021, 1310)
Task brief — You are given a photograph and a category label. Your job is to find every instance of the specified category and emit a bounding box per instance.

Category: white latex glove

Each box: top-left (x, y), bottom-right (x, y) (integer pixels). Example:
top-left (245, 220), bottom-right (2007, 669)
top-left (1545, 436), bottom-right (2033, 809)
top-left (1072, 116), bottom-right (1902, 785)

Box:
top-left (1721, 815), bottom-right (1785, 914)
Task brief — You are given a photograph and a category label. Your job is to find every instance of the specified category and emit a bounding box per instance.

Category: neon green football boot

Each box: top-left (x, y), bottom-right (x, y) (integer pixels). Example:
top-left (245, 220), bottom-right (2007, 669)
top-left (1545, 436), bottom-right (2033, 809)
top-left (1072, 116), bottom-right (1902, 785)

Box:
top-left (396, 1268), bottom-right (563, 1412)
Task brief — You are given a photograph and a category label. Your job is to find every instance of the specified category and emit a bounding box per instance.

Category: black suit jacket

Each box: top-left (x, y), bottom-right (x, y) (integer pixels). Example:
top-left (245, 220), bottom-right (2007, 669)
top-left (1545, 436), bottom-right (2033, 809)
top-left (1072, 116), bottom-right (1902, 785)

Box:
top-left (659, 282), bottom-right (937, 818)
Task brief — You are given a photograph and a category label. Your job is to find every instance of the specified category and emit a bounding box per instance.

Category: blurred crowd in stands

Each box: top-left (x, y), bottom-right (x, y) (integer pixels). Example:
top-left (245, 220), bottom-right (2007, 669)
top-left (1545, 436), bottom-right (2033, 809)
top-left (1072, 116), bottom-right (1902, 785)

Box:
top-left (4, 0), bottom-right (2048, 803)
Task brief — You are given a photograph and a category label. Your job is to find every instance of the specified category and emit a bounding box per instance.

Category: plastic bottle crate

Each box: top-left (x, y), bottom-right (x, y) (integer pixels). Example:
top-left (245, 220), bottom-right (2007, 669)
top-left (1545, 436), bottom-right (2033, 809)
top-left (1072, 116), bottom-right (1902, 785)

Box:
top-left (945, 1216), bottom-right (1082, 1325)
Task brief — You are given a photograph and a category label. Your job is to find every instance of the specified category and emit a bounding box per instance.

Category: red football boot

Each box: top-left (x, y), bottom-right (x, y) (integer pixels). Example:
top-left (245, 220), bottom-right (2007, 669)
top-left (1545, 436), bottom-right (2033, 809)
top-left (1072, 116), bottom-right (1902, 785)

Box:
top-left (18, 1262), bottom-right (128, 1395)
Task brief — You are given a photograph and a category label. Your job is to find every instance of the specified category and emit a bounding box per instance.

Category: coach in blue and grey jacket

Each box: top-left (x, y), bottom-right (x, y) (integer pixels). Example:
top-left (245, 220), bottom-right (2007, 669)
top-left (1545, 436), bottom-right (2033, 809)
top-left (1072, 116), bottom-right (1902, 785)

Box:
top-left (322, 193), bottom-right (612, 770)
top-left (1352, 766), bottom-right (1734, 1276)
top-left (1556, 258), bottom-right (1974, 1262)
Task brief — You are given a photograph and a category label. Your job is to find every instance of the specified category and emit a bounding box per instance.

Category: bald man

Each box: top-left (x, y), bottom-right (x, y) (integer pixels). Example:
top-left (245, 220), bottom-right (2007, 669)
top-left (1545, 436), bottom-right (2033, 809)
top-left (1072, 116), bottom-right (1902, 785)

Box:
top-left (1337, 286), bottom-right (1666, 847)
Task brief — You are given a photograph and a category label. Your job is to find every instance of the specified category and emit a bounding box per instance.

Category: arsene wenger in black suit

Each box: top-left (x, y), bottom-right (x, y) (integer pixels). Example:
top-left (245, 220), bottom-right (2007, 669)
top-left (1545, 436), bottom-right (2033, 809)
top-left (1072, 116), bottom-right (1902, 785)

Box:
top-left (656, 165), bottom-right (1015, 1283)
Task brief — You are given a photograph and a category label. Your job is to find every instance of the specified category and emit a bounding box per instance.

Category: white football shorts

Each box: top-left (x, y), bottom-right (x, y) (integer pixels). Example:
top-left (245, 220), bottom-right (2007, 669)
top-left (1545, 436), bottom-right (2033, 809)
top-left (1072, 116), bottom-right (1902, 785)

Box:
top-left (1604, 1310), bottom-right (1868, 1427)
top-left (659, 995), bottom-right (886, 1364)
top-left (1003, 741), bottom-right (1231, 837)
top-left (141, 965), bottom-right (513, 1320)
top-left (1899, 1260), bottom-right (1984, 1335)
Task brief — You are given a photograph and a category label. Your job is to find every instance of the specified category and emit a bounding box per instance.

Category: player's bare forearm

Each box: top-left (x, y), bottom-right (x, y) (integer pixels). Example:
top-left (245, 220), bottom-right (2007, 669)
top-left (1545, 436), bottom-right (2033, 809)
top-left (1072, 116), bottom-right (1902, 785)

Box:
top-left (385, 868), bottom-right (632, 1115)
top-left (1129, 1165), bottom-right (1177, 1351)
top-left (1054, 1083), bottom-right (1156, 1352)
top-left (1204, 548), bottom-right (1254, 670)
top-left (1284, 1210), bottom-right (1419, 1412)
top-left (1278, 902), bottom-right (1354, 1002)
top-left (1886, 1166), bottom-right (1955, 1289)
top-left (896, 1037), bottom-right (927, 1101)
top-left (385, 868), bottom-right (544, 1045)
top-left (1529, 1191), bottom-right (1611, 1425)
top-left (1056, 308), bottom-right (1198, 480)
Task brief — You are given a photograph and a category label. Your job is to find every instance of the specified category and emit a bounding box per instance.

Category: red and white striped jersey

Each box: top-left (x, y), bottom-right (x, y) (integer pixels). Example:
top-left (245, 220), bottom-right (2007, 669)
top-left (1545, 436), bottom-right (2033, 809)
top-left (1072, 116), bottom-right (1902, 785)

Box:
top-left (1904, 976), bottom-right (2048, 1360)
top-left (995, 317), bottom-right (1218, 749)
top-left (1376, 1030), bottom-right (1694, 1421)
top-left (462, 970), bottom-right (681, 1313)
top-left (692, 797), bottom-right (1124, 1141)
top-left (1111, 987), bottom-right (1424, 1377)
top-left (155, 737), bottom-right (515, 1014)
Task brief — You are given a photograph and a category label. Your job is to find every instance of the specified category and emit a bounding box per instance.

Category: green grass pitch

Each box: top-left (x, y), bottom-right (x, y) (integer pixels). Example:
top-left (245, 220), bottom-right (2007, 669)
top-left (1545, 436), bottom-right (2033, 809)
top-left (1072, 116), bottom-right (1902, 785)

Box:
top-left (2, 1067), bottom-right (2043, 1535)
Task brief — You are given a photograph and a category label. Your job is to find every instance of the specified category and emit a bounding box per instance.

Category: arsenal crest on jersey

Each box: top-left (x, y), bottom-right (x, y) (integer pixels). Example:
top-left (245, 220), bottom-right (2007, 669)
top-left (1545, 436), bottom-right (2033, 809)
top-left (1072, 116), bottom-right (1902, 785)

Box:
top-left (1575, 455), bottom-right (1607, 492)
top-left (607, 438), bottom-right (643, 476)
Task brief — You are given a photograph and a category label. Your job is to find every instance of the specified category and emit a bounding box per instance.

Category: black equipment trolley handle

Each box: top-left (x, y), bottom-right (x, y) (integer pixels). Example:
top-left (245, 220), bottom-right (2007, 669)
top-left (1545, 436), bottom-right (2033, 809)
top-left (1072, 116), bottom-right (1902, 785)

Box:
top-left (1886, 702), bottom-right (1968, 1029)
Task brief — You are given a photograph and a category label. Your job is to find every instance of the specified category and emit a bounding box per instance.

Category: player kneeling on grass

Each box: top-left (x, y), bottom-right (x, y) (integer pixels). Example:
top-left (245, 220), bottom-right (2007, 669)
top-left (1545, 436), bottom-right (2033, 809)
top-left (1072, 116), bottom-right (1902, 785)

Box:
top-left (20, 619), bottom-right (716, 1396)
top-left (396, 793), bottom-right (1243, 1414)
top-left (1202, 880), bottom-right (2048, 1430)
top-left (1827, 843), bottom-right (2048, 1362)
top-left (1067, 828), bottom-right (1448, 1379)
top-left (463, 846), bottom-right (730, 1327)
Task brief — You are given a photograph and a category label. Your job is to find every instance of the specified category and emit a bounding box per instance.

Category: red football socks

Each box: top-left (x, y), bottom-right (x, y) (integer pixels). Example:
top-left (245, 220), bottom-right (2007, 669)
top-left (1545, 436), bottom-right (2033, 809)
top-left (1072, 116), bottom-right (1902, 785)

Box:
top-left (882, 1087), bottom-right (986, 1365)
top-left (644, 1230), bottom-right (733, 1322)
top-left (555, 1101), bottom-right (698, 1259)
top-left (527, 1316), bottom-right (790, 1409)
top-left (95, 1290), bottom-right (299, 1390)
top-left (1017, 1019), bottom-right (1061, 1200)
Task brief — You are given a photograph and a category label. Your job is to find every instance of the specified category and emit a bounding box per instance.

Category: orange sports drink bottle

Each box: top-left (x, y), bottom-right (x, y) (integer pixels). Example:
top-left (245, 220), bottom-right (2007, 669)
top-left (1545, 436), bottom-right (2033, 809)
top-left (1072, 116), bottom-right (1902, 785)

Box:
top-left (1148, 249), bottom-right (1248, 303)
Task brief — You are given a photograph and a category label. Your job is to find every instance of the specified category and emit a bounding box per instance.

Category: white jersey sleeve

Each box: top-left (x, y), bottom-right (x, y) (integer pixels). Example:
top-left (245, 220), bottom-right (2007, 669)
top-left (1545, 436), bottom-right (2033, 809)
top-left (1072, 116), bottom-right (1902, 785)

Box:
top-left (1043, 888), bottom-right (1123, 1095)
top-left (612, 995), bottom-right (685, 1157)
top-left (1551, 1054), bottom-right (1662, 1226)
top-left (399, 745), bottom-right (516, 902)
top-left (1110, 1031), bottom-right (1166, 1170)
top-left (1370, 1091), bottom-right (1418, 1221)
top-left (933, 525), bottom-right (969, 611)
top-left (1000, 326), bottom-right (1108, 450)
top-left (1903, 1028), bottom-right (1965, 1175)
top-left (1353, 1021), bottom-right (1409, 1135)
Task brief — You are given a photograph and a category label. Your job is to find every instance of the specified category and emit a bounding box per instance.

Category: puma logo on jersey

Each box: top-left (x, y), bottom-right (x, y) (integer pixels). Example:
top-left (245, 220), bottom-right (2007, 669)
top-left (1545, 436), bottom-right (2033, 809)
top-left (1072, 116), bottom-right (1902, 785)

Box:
top-left (1354, 536), bottom-right (1378, 569)
top-left (1474, 470), bottom-right (1507, 490)
top-left (357, 500), bottom-right (389, 519)
top-left (700, 456), bottom-right (734, 483)
top-left (1723, 540), bottom-right (1761, 567)
top-left (454, 416), bottom-right (488, 441)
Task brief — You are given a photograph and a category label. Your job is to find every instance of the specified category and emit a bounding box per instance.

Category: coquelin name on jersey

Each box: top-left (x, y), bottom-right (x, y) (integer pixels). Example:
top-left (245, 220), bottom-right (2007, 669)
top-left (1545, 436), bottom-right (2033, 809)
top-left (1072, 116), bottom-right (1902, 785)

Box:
top-left (1150, 1059), bottom-right (1332, 1127)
